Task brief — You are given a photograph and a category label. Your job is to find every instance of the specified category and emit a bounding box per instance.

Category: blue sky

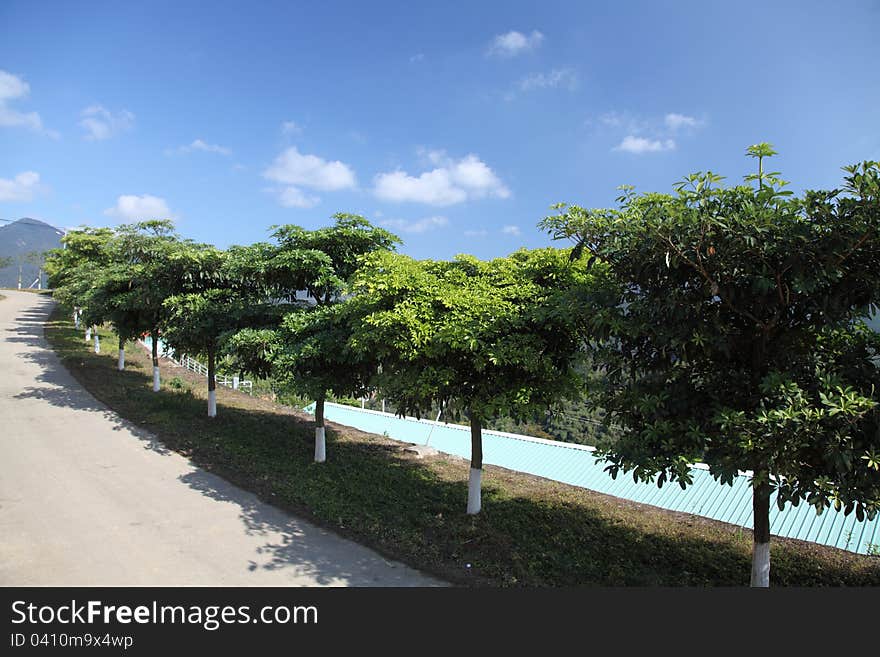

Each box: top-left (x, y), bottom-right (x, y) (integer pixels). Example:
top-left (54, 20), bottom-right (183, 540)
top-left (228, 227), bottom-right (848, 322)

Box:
top-left (1, 0), bottom-right (878, 260)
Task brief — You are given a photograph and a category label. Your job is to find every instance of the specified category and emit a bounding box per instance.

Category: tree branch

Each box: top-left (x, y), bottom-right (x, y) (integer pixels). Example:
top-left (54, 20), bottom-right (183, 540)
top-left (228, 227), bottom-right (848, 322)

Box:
top-left (663, 235), bottom-right (766, 329)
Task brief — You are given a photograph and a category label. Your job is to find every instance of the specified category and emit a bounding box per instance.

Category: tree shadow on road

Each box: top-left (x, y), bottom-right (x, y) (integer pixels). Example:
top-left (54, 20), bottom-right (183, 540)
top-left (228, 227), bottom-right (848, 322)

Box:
top-left (178, 468), bottom-right (443, 586)
top-left (6, 298), bottom-right (170, 455)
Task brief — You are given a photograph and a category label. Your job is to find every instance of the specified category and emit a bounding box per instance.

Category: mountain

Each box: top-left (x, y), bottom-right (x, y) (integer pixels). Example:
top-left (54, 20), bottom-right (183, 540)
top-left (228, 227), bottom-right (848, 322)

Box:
top-left (0, 218), bottom-right (65, 288)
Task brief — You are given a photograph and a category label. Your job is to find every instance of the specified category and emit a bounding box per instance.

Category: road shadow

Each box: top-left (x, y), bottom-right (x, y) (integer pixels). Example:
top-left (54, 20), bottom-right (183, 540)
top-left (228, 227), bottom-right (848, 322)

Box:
top-left (178, 468), bottom-right (442, 586)
top-left (6, 297), bottom-right (171, 455)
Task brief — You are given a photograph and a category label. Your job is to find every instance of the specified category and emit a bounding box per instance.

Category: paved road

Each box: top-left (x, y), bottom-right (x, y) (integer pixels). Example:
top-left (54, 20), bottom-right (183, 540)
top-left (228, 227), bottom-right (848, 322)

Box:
top-left (0, 291), bottom-right (443, 586)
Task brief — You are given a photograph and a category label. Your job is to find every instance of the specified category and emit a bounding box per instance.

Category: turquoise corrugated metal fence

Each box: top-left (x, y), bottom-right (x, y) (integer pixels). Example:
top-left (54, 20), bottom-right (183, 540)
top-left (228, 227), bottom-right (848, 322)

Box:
top-left (304, 401), bottom-right (880, 555)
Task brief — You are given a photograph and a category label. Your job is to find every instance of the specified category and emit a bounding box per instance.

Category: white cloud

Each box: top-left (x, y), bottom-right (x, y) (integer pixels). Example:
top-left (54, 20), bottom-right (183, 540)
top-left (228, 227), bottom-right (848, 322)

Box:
top-left (464, 228), bottom-right (489, 237)
top-left (591, 111), bottom-right (703, 154)
top-left (79, 105), bottom-right (135, 140)
top-left (374, 152), bottom-right (510, 206)
top-left (665, 113), bottom-right (700, 131)
top-left (281, 121), bottom-right (302, 136)
top-left (598, 112), bottom-right (624, 128)
top-left (0, 70), bottom-right (55, 137)
top-left (501, 225), bottom-right (521, 236)
top-left (0, 70), bottom-right (29, 101)
top-left (517, 68), bottom-right (578, 93)
top-left (595, 111), bottom-right (641, 131)
top-left (277, 186), bottom-right (320, 209)
top-left (375, 170), bottom-right (465, 205)
top-left (187, 138), bottom-right (231, 155)
top-left (168, 138), bottom-right (231, 156)
top-left (263, 147), bottom-right (357, 191)
top-left (0, 105), bottom-right (44, 132)
top-left (0, 171), bottom-right (42, 202)
top-left (614, 135), bottom-right (676, 154)
top-left (380, 216), bottom-right (448, 234)
top-left (487, 30), bottom-right (544, 57)
top-left (104, 194), bottom-right (174, 221)
top-left (409, 53), bottom-right (425, 63)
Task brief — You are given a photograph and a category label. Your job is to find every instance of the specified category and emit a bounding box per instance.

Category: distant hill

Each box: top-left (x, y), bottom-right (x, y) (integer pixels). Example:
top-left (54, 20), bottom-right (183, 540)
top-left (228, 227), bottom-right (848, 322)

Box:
top-left (0, 218), bottom-right (65, 288)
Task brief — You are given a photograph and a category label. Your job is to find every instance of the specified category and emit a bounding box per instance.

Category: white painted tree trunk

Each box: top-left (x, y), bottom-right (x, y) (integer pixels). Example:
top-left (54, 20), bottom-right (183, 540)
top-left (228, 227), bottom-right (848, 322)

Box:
top-left (93, 332), bottom-right (100, 354)
top-left (74, 310), bottom-right (80, 329)
top-left (85, 327), bottom-right (91, 342)
top-left (466, 468), bottom-right (482, 515)
top-left (207, 390), bottom-right (217, 417)
top-left (117, 349), bottom-right (125, 370)
top-left (314, 427), bottom-right (326, 463)
top-left (751, 542), bottom-right (770, 587)
top-left (152, 366), bottom-right (160, 392)
top-left (232, 375), bottom-right (239, 390)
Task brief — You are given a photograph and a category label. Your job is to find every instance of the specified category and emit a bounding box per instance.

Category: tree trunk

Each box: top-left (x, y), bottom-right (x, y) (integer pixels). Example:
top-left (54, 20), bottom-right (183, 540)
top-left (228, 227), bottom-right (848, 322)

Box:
top-left (151, 329), bottom-right (160, 392)
top-left (207, 349), bottom-right (217, 418)
top-left (74, 309), bottom-right (80, 330)
top-left (117, 336), bottom-right (125, 371)
top-left (85, 326), bottom-right (91, 342)
top-left (467, 411), bottom-right (483, 515)
top-left (751, 476), bottom-right (771, 587)
top-left (314, 392), bottom-right (326, 463)
top-left (92, 327), bottom-right (100, 354)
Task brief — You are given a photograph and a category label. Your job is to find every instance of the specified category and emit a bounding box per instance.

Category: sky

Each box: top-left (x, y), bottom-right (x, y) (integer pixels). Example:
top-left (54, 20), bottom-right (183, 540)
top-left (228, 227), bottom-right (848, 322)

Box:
top-left (1, 0), bottom-right (878, 260)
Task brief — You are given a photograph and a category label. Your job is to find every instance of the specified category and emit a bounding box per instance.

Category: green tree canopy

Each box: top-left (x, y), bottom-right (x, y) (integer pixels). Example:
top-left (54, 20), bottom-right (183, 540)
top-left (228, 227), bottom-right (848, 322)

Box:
top-left (111, 221), bottom-right (224, 389)
top-left (346, 247), bottom-right (600, 513)
top-left (162, 287), bottom-right (280, 415)
top-left (160, 242), bottom-right (294, 416)
top-left (541, 152), bottom-right (880, 585)
top-left (229, 301), bottom-right (376, 437)
top-left (45, 226), bottom-right (116, 310)
top-left (270, 212), bottom-right (401, 305)
top-left (227, 213), bottom-right (400, 461)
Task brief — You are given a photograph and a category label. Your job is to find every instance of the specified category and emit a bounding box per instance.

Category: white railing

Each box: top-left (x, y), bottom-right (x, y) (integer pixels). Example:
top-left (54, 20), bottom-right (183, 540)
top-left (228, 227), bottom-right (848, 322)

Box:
top-left (139, 339), bottom-right (253, 394)
top-left (174, 353), bottom-right (254, 394)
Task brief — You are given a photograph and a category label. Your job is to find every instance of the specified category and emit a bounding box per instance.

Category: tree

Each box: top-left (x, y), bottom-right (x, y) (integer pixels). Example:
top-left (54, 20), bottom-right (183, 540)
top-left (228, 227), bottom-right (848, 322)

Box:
top-left (230, 213), bottom-right (401, 460)
top-left (540, 149), bottom-right (880, 586)
top-left (81, 261), bottom-right (159, 370)
top-left (270, 212), bottom-right (400, 305)
top-left (230, 302), bottom-right (376, 459)
top-left (163, 288), bottom-right (278, 417)
top-left (110, 220), bottom-right (218, 392)
top-left (161, 242), bottom-right (296, 418)
top-left (347, 248), bottom-right (597, 514)
top-left (46, 227), bottom-right (115, 295)
top-left (45, 227), bottom-right (116, 339)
